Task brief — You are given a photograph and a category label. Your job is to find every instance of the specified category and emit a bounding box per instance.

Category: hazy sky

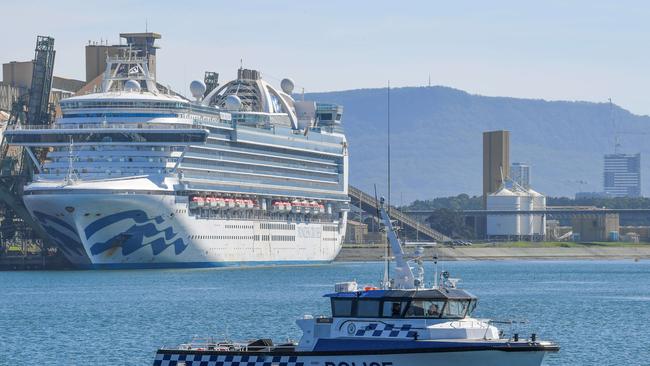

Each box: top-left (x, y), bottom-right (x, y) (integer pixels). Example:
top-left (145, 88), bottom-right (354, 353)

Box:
top-left (2, 0), bottom-right (649, 115)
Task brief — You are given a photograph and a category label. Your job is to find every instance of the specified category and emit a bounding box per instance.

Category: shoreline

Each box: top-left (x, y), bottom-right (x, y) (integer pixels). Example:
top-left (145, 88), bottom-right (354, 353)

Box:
top-left (335, 245), bottom-right (650, 261)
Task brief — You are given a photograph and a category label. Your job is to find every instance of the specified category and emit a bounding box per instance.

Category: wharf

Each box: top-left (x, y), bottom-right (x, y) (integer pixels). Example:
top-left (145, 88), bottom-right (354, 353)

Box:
top-left (336, 244), bottom-right (650, 261)
top-left (0, 254), bottom-right (71, 270)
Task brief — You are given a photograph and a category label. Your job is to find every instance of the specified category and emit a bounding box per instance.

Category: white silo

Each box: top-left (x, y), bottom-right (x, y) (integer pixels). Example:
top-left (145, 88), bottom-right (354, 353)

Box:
top-left (487, 187), bottom-right (521, 238)
top-left (518, 188), bottom-right (534, 238)
top-left (529, 188), bottom-right (546, 237)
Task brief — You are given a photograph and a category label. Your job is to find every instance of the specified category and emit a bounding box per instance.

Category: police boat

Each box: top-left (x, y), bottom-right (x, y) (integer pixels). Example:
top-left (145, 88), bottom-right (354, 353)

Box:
top-left (153, 198), bottom-right (559, 366)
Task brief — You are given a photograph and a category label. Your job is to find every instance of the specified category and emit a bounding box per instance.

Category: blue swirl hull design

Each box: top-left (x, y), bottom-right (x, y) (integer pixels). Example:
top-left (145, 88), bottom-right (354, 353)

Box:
top-left (23, 192), bottom-right (344, 269)
top-left (85, 210), bottom-right (188, 257)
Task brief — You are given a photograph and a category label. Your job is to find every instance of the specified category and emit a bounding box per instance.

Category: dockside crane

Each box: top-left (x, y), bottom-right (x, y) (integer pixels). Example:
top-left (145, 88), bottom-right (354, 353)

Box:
top-left (0, 35), bottom-right (57, 251)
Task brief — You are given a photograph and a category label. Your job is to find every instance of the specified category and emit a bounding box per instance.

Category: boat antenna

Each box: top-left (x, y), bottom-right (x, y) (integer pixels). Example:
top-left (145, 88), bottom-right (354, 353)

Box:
top-left (387, 80), bottom-right (391, 214)
top-left (375, 184), bottom-right (389, 288)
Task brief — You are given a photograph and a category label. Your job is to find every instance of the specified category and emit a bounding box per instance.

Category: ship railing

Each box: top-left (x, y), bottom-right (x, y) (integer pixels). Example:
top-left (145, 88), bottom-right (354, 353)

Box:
top-left (171, 339), bottom-right (297, 353)
top-left (6, 122), bottom-right (206, 131)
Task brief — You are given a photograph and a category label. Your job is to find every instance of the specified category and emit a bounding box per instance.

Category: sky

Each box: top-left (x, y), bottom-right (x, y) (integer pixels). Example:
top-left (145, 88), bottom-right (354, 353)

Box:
top-left (1, 0), bottom-right (650, 115)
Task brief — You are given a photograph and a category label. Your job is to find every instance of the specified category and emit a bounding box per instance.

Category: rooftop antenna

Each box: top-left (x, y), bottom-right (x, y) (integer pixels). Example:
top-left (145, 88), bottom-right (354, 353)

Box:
top-left (240, 58), bottom-right (243, 69)
top-left (301, 87), bottom-right (305, 101)
top-left (428, 73), bottom-right (431, 87)
top-left (145, 19), bottom-right (148, 33)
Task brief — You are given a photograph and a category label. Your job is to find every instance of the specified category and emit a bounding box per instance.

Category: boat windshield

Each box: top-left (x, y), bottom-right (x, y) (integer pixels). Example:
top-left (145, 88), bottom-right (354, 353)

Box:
top-left (331, 298), bottom-right (477, 319)
top-left (405, 300), bottom-right (445, 318)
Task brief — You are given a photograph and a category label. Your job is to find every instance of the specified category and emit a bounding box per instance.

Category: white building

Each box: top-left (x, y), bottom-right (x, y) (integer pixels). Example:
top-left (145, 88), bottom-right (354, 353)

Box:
top-left (486, 182), bottom-right (546, 240)
top-left (604, 153), bottom-right (641, 197)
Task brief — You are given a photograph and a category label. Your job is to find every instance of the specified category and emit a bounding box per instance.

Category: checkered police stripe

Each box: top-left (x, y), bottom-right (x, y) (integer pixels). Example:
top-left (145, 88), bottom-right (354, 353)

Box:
top-left (353, 323), bottom-right (417, 338)
top-left (153, 352), bottom-right (305, 366)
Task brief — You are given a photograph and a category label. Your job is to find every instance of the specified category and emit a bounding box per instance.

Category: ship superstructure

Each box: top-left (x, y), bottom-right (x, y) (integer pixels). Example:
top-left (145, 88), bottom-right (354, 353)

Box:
top-left (4, 51), bottom-right (349, 268)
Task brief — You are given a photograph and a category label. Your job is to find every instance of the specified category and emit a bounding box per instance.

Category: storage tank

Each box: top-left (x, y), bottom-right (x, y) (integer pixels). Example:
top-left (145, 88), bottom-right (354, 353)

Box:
top-left (529, 188), bottom-right (546, 237)
top-left (487, 187), bottom-right (521, 237)
top-left (519, 189), bottom-right (534, 238)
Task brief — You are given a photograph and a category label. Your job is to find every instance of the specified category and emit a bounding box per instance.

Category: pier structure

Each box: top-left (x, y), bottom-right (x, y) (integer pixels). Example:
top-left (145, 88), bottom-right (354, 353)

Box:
top-left (348, 185), bottom-right (451, 242)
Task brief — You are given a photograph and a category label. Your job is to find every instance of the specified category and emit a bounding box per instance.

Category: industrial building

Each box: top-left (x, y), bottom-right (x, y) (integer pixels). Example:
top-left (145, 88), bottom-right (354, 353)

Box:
top-left (511, 162), bottom-right (530, 189)
top-left (345, 220), bottom-right (369, 243)
top-left (571, 213), bottom-right (619, 242)
top-left (482, 130), bottom-right (546, 240)
top-left (486, 182), bottom-right (546, 240)
top-left (604, 153), bottom-right (641, 197)
top-left (1, 60), bottom-right (83, 113)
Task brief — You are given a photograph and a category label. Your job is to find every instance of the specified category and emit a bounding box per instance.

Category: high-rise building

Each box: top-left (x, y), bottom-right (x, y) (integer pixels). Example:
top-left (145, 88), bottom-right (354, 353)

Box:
top-left (483, 130), bottom-right (510, 206)
top-left (510, 162), bottom-right (530, 189)
top-left (604, 153), bottom-right (641, 197)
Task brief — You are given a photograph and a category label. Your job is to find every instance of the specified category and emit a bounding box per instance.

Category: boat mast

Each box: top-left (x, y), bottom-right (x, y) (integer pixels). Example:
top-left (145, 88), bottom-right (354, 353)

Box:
top-left (386, 81), bottom-right (391, 285)
top-left (376, 185), bottom-right (389, 288)
top-left (387, 80), bottom-right (391, 214)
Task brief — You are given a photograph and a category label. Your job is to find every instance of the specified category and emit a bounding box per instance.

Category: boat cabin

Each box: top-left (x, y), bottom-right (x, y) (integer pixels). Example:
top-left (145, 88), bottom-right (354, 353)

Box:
top-left (325, 289), bottom-right (478, 320)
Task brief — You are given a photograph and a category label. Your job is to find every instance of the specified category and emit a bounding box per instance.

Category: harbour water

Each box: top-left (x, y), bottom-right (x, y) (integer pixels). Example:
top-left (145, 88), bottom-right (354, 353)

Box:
top-left (1, 260), bottom-right (649, 365)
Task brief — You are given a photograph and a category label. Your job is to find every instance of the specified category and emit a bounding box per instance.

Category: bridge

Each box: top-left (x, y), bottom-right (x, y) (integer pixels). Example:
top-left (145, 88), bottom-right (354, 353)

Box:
top-left (348, 185), bottom-right (450, 242)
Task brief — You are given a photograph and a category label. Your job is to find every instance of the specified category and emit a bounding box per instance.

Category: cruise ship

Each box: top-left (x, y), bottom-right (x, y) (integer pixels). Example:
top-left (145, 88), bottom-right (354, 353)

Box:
top-left (4, 52), bottom-right (349, 269)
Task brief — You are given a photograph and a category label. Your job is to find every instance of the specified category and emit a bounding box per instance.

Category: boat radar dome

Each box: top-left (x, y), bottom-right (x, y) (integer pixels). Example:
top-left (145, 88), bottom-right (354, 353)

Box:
top-left (189, 80), bottom-right (206, 101)
top-left (124, 79), bottom-right (141, 92)
top-left (281, 78), bottom-right (295, 94)
top-left (224, 94), bottom-right (243, 110)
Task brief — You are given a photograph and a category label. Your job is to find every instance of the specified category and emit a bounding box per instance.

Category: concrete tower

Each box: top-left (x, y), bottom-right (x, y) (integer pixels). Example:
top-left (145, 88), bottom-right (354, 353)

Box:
top-left (483, 130), bottom-right (510, 206)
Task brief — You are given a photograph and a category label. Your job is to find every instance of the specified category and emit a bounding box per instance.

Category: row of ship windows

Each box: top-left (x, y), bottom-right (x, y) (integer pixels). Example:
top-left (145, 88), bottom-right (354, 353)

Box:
top-left (183, 158), bottom-right (339, 178)
top-left (271, 235), bottom-right (296, 242)
top-left (50, 157), bottom-right (176, 163)
top-left (54, 146), bottom-right (178, 153)
top-left (187, 234), bottom-right (297, 242)
top-left (61, 101), bottom-right (186, 109)
top-left (260, 223), bottom-right (295, 230)
top-left (189, 235), bottom-right (257, 240)
top-left (43, 168), bottom-right (171, 175)
top-left (225, 224), bottom-right (254, 229)
top-left (323, 226), bottom-right (338, 232)
top-left (183, 170), bottom-right (338, 189)
top-left (212, 140), bottom-right (337, 164)
top-left (188, 149), bottom-right (340, 174)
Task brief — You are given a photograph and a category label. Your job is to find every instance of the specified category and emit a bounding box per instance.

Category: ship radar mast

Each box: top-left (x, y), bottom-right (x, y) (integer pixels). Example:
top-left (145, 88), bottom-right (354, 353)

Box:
top-left (101, 48), bottom-right (158, 93)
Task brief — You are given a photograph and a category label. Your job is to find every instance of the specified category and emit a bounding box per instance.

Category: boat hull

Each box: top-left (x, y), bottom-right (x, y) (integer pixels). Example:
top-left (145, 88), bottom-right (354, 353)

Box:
top-left (154, 348), bottom-right (551, 366)
top-left (24, 191), bottom-right (345, 269)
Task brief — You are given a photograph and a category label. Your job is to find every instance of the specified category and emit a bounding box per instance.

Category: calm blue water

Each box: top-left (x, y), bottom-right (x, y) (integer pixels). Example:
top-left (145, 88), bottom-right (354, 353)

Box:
top-left (1, 260), bottom-right (649, 365)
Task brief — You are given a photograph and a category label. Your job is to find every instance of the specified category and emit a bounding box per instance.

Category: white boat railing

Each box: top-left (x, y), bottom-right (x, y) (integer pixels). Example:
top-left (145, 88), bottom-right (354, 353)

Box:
top-left (168, 339), bottom-right (298, 353)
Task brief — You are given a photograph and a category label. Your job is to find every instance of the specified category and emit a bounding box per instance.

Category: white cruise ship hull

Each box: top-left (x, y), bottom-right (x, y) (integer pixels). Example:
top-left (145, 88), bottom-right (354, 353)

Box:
top-left (24, 191), bottom-right (345, 269)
